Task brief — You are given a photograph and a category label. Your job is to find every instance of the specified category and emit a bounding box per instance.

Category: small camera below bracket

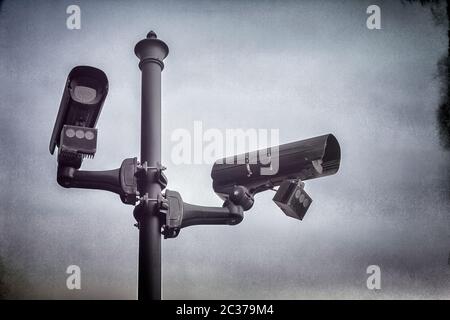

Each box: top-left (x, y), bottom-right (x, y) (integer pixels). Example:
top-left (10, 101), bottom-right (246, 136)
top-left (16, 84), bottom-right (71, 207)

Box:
top-left (272, 179), bottom-right (312, 221)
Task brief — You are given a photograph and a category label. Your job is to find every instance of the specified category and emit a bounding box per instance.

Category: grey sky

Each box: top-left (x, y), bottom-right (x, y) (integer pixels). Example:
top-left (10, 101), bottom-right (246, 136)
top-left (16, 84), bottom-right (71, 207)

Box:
top-left (0, 0), bottom-right (449, 299)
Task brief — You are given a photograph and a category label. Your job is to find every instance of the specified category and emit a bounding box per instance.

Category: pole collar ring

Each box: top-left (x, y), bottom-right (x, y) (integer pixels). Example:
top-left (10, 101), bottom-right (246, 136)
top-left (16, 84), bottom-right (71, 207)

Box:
top-left (138, 58), bottom-right (165, 71)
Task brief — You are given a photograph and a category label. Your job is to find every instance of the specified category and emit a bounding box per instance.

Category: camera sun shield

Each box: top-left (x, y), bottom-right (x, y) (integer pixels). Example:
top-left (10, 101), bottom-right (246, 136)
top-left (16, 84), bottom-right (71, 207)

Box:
top-left (272, 180), bottom-right (312, 220)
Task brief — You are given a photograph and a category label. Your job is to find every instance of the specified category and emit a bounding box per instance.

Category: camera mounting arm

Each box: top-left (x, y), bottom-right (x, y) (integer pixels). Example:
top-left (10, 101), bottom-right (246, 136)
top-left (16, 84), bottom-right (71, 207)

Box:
top-left (146, 187), bottom-right (253, 239)
top-left (57, 157), bottom-right (139, 205)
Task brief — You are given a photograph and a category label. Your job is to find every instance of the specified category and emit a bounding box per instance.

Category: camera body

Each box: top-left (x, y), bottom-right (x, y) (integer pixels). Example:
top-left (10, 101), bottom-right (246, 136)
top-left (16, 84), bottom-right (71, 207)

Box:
top-left (211, 133), bottom-right (340, 220)
top-left (49, 66), bottom-right (108, 159)
top-left (211, 134), bottom-right (340, 196)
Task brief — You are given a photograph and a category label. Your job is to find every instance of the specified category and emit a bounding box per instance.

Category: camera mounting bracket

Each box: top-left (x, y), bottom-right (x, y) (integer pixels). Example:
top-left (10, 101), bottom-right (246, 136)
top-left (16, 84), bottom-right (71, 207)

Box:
top-left (57, 157), bottom-right (140, 205)
top-left (135, 161), bottom-right (168, 190)
top-left (157, 185), bottom-right (255, 239)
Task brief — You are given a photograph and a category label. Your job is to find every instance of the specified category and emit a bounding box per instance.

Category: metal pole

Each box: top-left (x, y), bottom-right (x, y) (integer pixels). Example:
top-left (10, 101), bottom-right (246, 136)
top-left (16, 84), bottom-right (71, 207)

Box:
top-left (134, 31), bottom-right (169, 300)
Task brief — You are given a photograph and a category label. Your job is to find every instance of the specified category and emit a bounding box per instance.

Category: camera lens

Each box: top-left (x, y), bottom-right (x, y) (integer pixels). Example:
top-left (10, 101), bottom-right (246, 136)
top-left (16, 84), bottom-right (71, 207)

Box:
top-left (65, 128), bottom-right (75, 138)
top-left (303, 198), bottom-right (310, 207)
top-left (85, 131), bottom-right (95, 140)
top-left (73, 86), bottom-right (97, 104)
top-left (75, 129), bottom-right (85, 139)
top-left (299, 193), bottom-right (305, 202)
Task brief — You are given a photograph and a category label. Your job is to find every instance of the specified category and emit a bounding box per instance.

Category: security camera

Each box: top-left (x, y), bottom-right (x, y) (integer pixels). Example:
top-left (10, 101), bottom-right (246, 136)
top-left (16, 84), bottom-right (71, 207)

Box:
top-left (210, 133), bottom-right (340, 219)
top-left (49, 66), bottom-right (108, 166)
top-left (211, 134), bottom-right (340, 195)
top-left (49, 66), bottom-right (139, 205)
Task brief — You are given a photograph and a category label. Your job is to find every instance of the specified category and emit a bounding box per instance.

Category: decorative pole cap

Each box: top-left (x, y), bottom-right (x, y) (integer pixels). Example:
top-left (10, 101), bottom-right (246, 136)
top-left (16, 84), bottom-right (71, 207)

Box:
top-left (146, 31), bottom-right (157, 39)
top-left (134, 30), bottom-right (169, 70)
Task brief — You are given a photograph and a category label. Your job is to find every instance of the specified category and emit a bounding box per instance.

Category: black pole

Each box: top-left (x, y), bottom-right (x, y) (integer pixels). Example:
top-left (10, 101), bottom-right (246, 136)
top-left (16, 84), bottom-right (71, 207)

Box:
top-left (134, 31), bottom-right (169, 300)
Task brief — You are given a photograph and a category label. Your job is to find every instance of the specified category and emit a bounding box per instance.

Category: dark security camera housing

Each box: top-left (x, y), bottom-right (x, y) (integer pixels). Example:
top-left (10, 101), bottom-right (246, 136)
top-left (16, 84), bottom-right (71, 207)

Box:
top-left (211, 134), bottom-right (340, 198)
top-left (210, 134), bottom-right (340, 220)
top-left (49, 66), bottom-right (108, 156)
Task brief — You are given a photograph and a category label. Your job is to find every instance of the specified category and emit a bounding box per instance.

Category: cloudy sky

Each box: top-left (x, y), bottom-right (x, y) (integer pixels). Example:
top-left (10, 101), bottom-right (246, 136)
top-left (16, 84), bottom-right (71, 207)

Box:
top-left (0, 0), bottom-right (449, 299)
